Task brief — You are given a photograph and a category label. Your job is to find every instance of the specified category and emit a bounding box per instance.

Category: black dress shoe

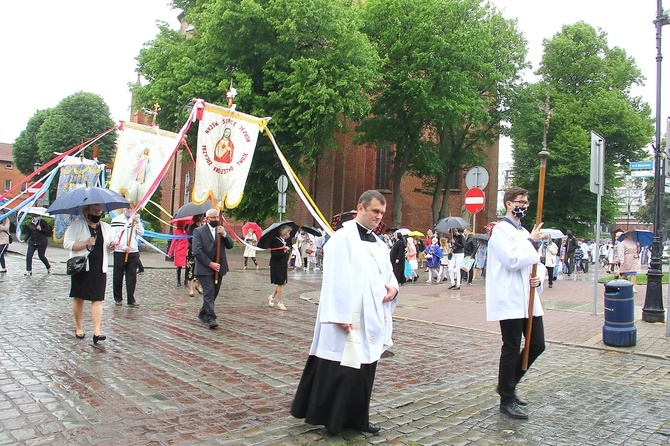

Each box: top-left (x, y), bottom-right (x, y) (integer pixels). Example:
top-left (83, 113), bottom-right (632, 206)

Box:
top-left (361, 423), bottom-right (380, 434)
top-left (495, 387), bottom-right (528, 406)
top-left (208, 319), bottom-right (219, 329)
top-left (514, 394), bottom-right (529, 406)
top-left (448, 284), bottom-right (456, 289)
top-left (499, 401), bottom-right (528, 419)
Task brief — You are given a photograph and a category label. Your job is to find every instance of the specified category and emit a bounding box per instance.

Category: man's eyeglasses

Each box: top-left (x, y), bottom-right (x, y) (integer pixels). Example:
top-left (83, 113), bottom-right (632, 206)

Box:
top-left (511, 200), bottom-right (530, 206)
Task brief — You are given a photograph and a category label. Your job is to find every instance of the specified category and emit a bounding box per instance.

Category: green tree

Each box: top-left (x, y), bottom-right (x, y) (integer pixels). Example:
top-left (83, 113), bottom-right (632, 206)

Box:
top-left (133, 0), bottom-right (379, 222)
top-left (509, 22), bottom-right (654, 234)
top-left (13, 109), bottom-right (53, 174)
top-left (13, 92), bottom-right (117, 175)
top-left (357, 0), bottom-right (528, 225)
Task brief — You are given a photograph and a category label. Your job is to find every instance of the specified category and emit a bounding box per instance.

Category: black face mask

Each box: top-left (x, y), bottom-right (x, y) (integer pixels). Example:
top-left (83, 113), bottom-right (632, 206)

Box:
top-left (88, 214), bottom-right (102, 224)
top-left (208, 220), bottom-right (219, 228)
top-left (511, 206), bottom-right (527, 219)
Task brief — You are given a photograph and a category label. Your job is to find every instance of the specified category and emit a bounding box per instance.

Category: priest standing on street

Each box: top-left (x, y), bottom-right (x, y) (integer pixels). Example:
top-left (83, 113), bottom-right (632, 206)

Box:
top-left (291, 190), bottom-right (398, 435)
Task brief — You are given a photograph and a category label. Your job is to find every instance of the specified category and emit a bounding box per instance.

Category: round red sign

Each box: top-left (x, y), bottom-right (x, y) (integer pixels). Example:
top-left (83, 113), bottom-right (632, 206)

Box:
top-left (464, 187), bottom-right (485, 214)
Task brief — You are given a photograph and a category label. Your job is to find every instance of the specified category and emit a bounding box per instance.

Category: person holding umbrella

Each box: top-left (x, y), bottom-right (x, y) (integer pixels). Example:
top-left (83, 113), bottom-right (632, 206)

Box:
top-left (22, 210), bottom-right (52, 276)
top-left (268, 224), bottom-right (293, 311)
top-left (486, 186), bottom-right (545, 420)
top-left (63, 204), bottom-right (119, 344)
top-left (242, 226), bottom-right (259, 270)
top-left (618, 230), bottom-right (641, 292)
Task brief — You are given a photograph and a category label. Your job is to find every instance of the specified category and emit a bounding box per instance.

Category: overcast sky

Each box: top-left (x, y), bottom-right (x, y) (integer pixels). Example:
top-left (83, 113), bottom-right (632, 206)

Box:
top-left (0, 1), bottom-right (181, 144)
top-left (1, 1), bottom-right (666, 164)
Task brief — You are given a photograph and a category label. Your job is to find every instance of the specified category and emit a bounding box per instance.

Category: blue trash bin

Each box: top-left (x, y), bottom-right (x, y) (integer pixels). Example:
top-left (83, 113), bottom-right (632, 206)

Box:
top-left (603, 279), bottom-right (637, 347)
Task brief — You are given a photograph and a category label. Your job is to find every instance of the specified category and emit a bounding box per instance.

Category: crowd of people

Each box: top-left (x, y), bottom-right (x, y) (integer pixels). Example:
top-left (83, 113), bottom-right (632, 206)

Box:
top-left (3, 185), bottom-right (652, 434)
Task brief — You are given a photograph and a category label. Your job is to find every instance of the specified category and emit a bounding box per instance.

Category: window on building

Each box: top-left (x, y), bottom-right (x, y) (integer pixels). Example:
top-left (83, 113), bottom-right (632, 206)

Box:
top-left (20, 183), bottom-right (27, 192)
top-left (4, 180), bottom-right (10, 191)
top-left (375, 146), bottom-right (392, 191)
top-left (449, 169), bottom-right (461, 190)
top-left (5, 164), bottom-right (12, 169)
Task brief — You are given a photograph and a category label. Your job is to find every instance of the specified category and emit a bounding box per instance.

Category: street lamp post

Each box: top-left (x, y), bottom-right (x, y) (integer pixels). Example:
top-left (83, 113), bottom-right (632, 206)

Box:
top-left (642, 0), bottom-right (669, 323)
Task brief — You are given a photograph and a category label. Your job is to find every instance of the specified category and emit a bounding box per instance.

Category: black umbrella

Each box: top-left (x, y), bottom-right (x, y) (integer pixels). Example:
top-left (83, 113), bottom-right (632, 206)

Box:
top-left (300, 225), bottom-right (322, 237)
top-left (173, 201), bottom-right (214, 219)
top-left (434, 216), bottom-right (469, 233)
top-left (258, 221), bottom-right (300, 249)
top-left (473, 233), bottom-right (489, 241)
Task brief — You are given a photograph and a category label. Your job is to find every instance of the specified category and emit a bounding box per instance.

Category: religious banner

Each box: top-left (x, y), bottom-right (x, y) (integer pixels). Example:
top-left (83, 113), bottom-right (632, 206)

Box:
top-left (53, 156), bottom-right (104, 239)
top-left (110, 121), bottom-right (179, 208)
top-left (193, 102), bottom-right (267, 209)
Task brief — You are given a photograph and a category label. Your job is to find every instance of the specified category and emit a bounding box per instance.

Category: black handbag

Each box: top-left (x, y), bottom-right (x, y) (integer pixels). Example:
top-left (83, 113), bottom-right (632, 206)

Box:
top-left (66, 255), bottom-right (88, 275)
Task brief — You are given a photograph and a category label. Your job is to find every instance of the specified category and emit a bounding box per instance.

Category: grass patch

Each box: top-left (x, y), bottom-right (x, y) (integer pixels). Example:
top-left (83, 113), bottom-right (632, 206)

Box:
top-left (597, 272), bottom-right (669, 284)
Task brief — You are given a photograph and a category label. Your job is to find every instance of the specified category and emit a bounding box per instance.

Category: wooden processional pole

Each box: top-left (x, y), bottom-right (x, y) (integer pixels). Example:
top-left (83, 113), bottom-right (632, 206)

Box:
top-left (522, 95), bottom-right (552, 371)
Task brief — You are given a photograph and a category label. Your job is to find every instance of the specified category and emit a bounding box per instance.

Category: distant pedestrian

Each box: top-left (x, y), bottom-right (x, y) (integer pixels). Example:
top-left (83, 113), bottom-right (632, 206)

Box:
top-left (539, 234), bottom-right (558, 288)
top-left (22, 211), bottom-right (52, 276)
top-left (448, 228), bottom-right (465, 290)
top-left (390, 231), bottom-right (407, 285)
top-left (0, 210), bottom-right (10, 273)
top-left (618, 230), bottom-right (641, 293)
top-left (110, 207), bottom-right (144, 307)
top-left (486, 186), bottom-right (545, 420)
top-left (405, 237), bottom-right (419, 282)
top-left (437, 236), bottom-right (451, 282)
top-left (268, 224), bottom-right (292, 311)
top-left (167, 226), bottom-right (188, 287)
top-left (564, 231), bottom-right (577, 276)
top-left (472, 238), bottom-right (488, 282)
top-left (424, 237), bottom-right (443, 283)
top-left (187, 214), bottom-right (204, 297)
top-left (243, 228), bottom-right (259, 270)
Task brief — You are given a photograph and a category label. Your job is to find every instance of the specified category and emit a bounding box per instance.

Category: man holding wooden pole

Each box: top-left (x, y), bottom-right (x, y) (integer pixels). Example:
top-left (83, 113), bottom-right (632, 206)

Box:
top-left (486, 186), bottom-right (545, 420)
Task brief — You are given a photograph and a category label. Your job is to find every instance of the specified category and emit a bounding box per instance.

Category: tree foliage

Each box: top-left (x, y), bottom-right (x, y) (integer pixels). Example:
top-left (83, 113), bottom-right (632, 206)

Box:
top-left (357, 0), bottom-right (528, 225)
top-left (509, 22), bottom-right (654, 235)
top-left (133, 0), bottom-right (379, 222)
top-left (12, 92), bottom-right (116, 175)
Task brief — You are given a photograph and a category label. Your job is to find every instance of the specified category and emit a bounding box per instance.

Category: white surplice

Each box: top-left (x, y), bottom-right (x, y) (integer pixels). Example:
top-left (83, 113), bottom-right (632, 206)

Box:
top-left (309, 220), bottom-right (398, 368)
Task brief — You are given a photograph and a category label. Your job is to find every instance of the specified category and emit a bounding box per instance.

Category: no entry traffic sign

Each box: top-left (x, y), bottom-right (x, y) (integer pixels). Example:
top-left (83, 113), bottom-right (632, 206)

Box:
top-left (464, 187), bottom-right (485, 214)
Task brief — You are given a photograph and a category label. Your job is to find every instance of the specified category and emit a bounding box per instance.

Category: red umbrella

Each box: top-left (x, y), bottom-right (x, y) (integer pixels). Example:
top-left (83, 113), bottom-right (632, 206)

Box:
top-left (243, 222), bottom-right (262, 240)
top-left (170, 216), bottom-right (193, 228)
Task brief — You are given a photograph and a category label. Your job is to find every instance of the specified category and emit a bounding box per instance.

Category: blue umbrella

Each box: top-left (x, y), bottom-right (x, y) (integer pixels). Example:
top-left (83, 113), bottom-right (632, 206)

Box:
top-left (47, 187), bottom-right (130, 215)
top-left (618, 229), bottom-right (654, 248)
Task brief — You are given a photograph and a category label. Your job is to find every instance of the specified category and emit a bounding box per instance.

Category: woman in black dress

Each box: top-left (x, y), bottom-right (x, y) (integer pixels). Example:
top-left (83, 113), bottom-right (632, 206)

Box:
top-left (389, 231), bottom-right (406, 285)
top-left (63, 204), bottom-right (118, 344)
top-left (268, 225), bottom-right (292, 311)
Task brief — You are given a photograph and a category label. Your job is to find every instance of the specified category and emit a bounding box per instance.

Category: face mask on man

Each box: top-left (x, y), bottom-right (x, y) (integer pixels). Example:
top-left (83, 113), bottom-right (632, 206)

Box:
top-left (89, 214), bottom-right (102, 224)
top-left (511, 206), bottom-right (527, 219)
top-left (208, 220), bottom-right (219, 228)
top-left (124, 211), bottom-right (132, 218)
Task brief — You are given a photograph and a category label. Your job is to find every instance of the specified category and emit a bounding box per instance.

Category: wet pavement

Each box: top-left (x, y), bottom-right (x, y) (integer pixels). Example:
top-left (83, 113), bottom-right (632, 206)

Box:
top-left (1, 243), bottom-right (670, 445)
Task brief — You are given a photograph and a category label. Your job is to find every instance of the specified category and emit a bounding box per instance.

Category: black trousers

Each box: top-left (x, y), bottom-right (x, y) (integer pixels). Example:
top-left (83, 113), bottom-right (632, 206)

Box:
top-left (113, 251), bottom-right (140, 303)
top-left (497, 316), bottom-right (545, 403)
top-left (26, 243), bottom-right (50, 272)
top-left (197, 274), bottom-right (222, 323)
top-left (565, 252), bottom-right (575, 275)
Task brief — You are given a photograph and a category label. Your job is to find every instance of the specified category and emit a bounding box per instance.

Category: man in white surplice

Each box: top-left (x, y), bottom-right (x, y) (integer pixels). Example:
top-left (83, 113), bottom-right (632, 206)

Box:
top-left (291, 190), bottom-right (398, 435)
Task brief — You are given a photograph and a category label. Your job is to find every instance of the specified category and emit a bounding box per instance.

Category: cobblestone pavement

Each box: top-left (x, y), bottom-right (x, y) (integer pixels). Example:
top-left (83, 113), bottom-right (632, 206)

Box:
top-left (1, 245), bottom-right (670, 445)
